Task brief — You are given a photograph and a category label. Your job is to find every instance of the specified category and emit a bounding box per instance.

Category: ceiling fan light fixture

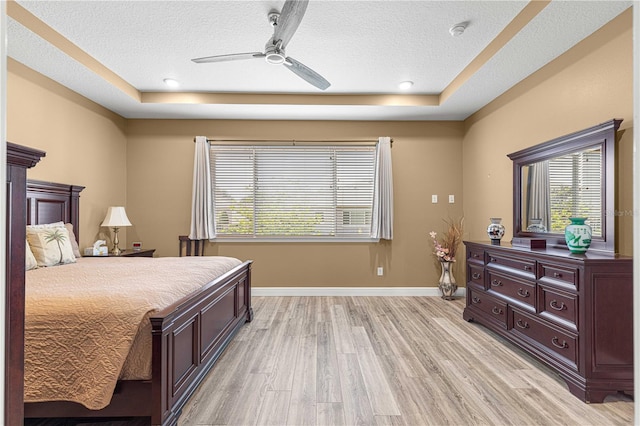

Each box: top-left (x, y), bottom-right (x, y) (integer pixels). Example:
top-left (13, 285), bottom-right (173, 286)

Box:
top-left (265, 52), bottom-right (286, 65)
top-left (398, 81), bottom-right (414, 91)
top-left (265, 42), bottom-right (286, 64)
top-left (163, 78), bottom-right (179, 88)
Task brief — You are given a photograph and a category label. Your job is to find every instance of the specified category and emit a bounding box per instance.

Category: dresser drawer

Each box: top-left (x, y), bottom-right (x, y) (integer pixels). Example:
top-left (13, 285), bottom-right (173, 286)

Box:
top-left (468, 264), bottom-right (485, 287)
top-left (467, 247), bottom-right (485, 264)
top-left (468, 289), bottom-right (507, 326)
top-left (538, 284), bottom-right (578, 330)
top-left (487, 251), bottom-right (536, 279)
top-left (487, 270), bottom-right (535, 310)
top-left (511, 309), bottom-right (578, 367)
top-left (538, 262), bottom-right (578, 290)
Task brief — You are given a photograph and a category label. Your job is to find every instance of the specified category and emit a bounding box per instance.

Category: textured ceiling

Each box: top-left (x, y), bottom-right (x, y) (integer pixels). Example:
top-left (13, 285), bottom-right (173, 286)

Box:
top-left (7, 0), bottom-right (633, 121)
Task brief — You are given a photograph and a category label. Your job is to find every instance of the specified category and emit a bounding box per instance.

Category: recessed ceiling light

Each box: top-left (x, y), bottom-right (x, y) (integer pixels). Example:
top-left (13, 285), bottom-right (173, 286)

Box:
top-left (163, 78), bottom-right (179, 88)
top-left (398, 81), bottom-right (414, 91)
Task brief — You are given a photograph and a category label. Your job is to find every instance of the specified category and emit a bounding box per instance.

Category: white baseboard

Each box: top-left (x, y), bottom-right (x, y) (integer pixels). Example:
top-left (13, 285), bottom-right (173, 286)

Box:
top-left (252, 287), bottom-right (467, 297)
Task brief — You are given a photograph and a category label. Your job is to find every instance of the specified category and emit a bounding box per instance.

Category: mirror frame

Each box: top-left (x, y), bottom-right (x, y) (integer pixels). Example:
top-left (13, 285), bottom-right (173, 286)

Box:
top-left (507, 119), bottom-right (622, 254)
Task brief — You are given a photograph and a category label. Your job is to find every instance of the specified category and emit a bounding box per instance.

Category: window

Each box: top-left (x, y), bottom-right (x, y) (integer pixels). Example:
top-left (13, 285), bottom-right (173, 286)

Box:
top-left (210, 144), bottom-right (376, 239)
top-left (548, 147), bottom-right (602, 234)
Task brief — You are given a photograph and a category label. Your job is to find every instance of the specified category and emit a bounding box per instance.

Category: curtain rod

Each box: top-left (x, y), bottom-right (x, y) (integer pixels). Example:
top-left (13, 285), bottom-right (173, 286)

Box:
top-left (193, 137), bottom-right (392, 146)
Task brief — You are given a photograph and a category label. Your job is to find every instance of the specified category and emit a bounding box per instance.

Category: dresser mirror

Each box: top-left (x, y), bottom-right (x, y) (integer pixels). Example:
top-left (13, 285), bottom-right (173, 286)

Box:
top-left (507, 119), bottom-right (621, 254)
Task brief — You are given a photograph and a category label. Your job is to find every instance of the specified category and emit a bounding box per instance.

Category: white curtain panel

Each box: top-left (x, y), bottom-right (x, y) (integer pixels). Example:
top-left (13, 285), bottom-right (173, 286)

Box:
top-left (371, 137), bottom-right (394, 240)
top-left (189, 136), bottom-right (216, 240)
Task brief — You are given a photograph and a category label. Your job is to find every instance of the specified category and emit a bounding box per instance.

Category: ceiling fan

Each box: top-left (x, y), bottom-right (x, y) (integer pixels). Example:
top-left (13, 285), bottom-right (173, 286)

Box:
top-left (192, 0), bottom-right (330, 90)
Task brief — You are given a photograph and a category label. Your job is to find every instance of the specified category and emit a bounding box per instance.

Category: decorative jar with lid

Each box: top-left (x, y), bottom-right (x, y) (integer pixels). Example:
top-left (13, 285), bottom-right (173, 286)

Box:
top-left (487, 218), bottom-right (506, 245)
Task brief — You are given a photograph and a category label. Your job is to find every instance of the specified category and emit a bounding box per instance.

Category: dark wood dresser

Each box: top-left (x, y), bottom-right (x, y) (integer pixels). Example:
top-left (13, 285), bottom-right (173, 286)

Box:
top-left (462, 241), bottom-right (633, 403)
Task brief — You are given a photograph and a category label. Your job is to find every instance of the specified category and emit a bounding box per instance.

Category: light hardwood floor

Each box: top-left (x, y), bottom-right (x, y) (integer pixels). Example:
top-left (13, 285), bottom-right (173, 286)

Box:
top-left (179, 296), bottom-right (633, 425)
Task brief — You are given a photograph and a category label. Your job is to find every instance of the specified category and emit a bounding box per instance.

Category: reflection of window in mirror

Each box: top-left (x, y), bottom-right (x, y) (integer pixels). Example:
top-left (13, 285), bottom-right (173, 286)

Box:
top-left (549, 147), bottom-right (601, 236)
top-left (522, 147), bottom-right (602, 238)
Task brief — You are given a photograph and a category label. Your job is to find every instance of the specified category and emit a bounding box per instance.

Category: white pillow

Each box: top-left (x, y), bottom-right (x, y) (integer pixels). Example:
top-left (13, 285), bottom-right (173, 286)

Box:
top-left (26, 226), bottom-right (76, 267)
top-left (25, 240), bottom-right (38, 271)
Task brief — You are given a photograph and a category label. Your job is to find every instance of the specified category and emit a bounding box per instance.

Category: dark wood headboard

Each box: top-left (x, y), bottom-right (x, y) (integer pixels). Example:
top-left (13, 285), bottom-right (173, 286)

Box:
top-left (26, 179), bottom-right (85, 243)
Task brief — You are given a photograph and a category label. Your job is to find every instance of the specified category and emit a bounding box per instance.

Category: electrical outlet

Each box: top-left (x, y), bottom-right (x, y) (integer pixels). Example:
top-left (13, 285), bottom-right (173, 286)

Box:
top-left (431, 195), bottom-right (438, 203)
top-left (377, 267), bottom-right (384, 276)
top-left (449, 194), bottom-right (455, 203)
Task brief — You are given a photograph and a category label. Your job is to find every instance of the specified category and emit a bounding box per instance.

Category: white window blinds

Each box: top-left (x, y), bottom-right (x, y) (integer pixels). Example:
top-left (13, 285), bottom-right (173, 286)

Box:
top-left (548, 147), bottom-right (602, 234)
top-left (210, 145), bottom-right (376, 239)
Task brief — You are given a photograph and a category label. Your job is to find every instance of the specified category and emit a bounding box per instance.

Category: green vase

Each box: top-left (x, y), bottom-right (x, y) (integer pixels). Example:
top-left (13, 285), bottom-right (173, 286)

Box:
top-left (564, 217), bottom-right (592, 254)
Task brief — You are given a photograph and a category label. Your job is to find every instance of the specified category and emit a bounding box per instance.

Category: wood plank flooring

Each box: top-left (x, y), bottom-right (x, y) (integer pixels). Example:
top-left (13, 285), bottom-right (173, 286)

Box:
top-left (25, 296), bottom-right (633, 425)
top-left (179, 296), bottom-right (633, 425)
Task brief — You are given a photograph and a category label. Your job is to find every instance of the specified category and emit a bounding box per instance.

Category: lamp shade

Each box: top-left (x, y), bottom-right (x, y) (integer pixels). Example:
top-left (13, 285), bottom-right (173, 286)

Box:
top-left (101, 206), bottom-right (132, 227)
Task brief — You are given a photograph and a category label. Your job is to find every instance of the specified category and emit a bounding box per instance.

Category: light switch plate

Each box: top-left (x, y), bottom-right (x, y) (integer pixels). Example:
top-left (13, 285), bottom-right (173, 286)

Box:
top-left (432, 195), bottom-right (438, 203)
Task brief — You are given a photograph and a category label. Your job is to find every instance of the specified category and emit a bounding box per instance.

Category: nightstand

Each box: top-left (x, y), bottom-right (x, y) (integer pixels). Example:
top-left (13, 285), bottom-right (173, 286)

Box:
top-left (84, 249), bottom-right (155, 258)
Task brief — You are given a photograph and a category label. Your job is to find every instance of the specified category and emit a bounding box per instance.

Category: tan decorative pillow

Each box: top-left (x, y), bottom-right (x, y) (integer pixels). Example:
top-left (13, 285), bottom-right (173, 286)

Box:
top-left (26, 226), bottom-right (76, 267)
top-left (26, 240), bottom-right (38, 271)
top-left (64, 223), bottom-right (82, 258)
top-left (25, 222), bottom-right (81, 258)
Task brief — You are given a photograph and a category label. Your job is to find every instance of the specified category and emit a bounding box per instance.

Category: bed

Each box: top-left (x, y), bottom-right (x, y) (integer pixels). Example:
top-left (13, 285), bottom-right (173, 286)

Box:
top-left (16, 178), bottom-right (253, 425)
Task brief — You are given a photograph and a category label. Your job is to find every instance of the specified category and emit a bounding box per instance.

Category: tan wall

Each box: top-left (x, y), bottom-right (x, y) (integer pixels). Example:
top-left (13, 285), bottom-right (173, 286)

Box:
top-left (6, 59), bottom-right (128, 251)
top-left (462, 8), bottom-right (634, 256)
top-left (7, 6), bottom-right (632, 288)
top-left (125, 120), bottom-right (465, 287)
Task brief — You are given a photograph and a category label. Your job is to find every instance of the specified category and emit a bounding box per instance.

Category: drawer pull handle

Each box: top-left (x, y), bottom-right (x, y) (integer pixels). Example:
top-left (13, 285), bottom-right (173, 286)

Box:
top-left (491, 279), bottom-right (503, 287)
top-left (472, 297), bottom-right (481, 304)
top-left (553, 272), bottom-right (562, 278)
top-left (551, 337), bottom-right (569, 349)
top-left (472, 253), bottom-right (480, 258)
top-left (517, 288), bottom-right (530, 298)
top-left (490, 257), bottom-right (497, 262)
top-left (516, 319), bottom-right (529, 329)
top-left (550, 300), bottom-right (567, 311)
top-left (524, 265), bottom-right (532, 271)
top-left (472, 273), bottom-right (481, 280)
top-left (491, 307), bottom-right (503, 315)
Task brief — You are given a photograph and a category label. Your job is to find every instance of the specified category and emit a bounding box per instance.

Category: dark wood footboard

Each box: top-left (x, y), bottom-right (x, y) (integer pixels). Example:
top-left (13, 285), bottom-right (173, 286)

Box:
top-left (151, 260), bottom-right (253, 425)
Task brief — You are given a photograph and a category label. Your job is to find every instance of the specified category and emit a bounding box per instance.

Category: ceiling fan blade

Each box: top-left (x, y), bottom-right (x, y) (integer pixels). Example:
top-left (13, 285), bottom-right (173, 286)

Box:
top-left (273, 0), bottom-right (309, 49)
top-left (284, 56), bottom-right (330, 90)
top-left (192, 52), bottom-right (265, 64)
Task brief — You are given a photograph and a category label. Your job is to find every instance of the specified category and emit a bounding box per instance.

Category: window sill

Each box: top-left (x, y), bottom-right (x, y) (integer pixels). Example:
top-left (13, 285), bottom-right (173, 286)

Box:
top-left (211, 237), bottom-right (381, 243)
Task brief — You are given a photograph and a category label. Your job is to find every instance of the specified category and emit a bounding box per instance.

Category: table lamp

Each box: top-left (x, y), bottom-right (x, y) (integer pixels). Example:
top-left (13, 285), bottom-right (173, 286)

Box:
top-left (101, 206), bottom-right (132, 255)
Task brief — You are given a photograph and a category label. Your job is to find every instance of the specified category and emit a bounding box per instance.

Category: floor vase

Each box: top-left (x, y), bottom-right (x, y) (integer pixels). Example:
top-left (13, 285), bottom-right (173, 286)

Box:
top-left (438, 261), bottom-right (457, 300)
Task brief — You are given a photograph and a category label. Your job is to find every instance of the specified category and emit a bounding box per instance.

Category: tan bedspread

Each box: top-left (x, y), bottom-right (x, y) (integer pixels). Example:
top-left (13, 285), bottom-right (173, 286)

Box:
top-left (24, 256), bottom-right (242, 410)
